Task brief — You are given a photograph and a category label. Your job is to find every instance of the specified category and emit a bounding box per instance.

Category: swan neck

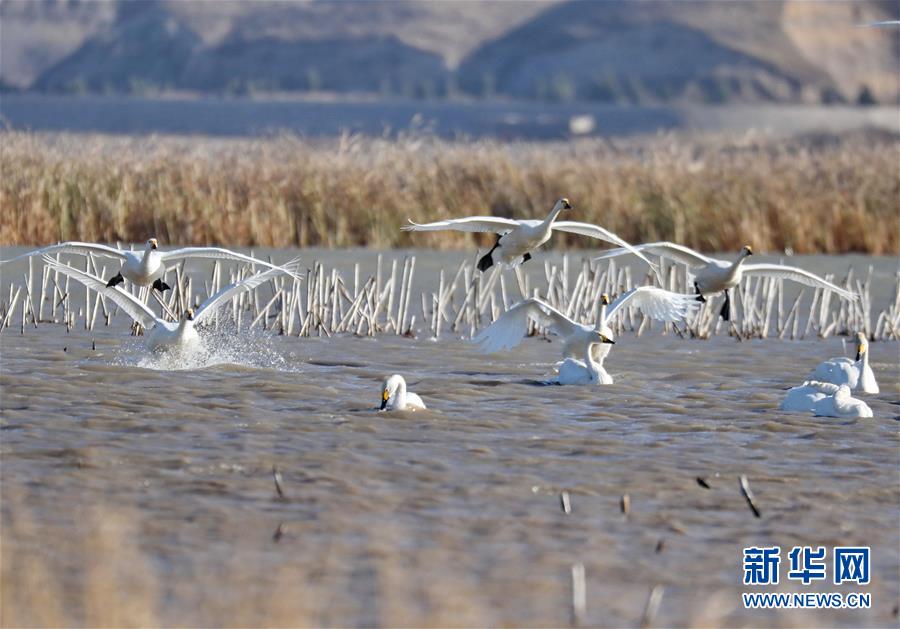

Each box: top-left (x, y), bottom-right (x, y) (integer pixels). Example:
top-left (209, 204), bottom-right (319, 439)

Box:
top-left (394, 378), bottom-right (407, 408)
top-left (543, 205), bottom-right (564, 226)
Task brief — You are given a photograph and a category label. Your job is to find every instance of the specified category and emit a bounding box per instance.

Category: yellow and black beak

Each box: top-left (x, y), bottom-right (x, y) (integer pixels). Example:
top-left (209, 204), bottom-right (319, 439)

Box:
top-left (598, 333), bottom-right (615, 344)
top-left (601, 293), bottom-right (610, 306)
top-left (380, 389), bottom-right (390, 410)
top-left (855, 341), bottom-right (866, 362)
top-left (150, 239), bottom-right (158, 250)
top-left (186, 308), bottom-right (195, 321)
top-left (744, 245), bottom-right (753, 256)
top-left (562, 198), bottom-right (572, 210)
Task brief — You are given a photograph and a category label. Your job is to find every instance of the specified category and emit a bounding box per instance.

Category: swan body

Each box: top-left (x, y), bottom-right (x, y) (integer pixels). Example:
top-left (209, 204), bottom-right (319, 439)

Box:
top-left (780, 380), bottom-right (841, 413)
top-left (474, 287), bottom-right (697, 384)
top-left (380, 375), bottom-right (426, 411)
top-left (5, 239), bottom-right (301, 292)
top-left (402, 198), bottom-right (660, 278)
top-left (809, 332), bottom-right (879, 394)
top-left (42, 255), bottom-right (300, 354)
top-left (812, 385), bottom-right (874, 419)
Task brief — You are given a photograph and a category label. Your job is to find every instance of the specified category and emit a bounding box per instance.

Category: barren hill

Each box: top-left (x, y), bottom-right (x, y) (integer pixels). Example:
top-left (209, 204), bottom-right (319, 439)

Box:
top-left (2, 0), bottom-right (896, 104)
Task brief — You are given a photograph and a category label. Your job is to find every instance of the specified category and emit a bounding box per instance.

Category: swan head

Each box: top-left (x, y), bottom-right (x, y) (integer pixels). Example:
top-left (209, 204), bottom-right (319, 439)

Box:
top-left (600, 293), bottom-right (610, 305)
top-left (855, 332), bottom-right (868, 360)
top-left (595, 331), bottom-right (615, 344)
top-left (556, 198), bottom-right (573, 211)
top-left (381, 374), bottom-right (405, 410)
top-left (183, 308), bottom-right (195, 322)
top-left (741, 245), bottom-right (753, 257)
top-left (147, 238), bottom-right (159, 250)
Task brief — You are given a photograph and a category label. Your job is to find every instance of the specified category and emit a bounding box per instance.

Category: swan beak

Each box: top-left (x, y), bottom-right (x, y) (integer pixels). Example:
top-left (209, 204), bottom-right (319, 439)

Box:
top-left (380, 390), bottom-right (389, 410)
top-left (856, 342), bottom-right (866, 361)
top-left (150, 238), bottom-right (158, 250)
top-left (186, 308), bottom-right (194, 321)
top-left (598, 333), bottom-right (615, 344)
top-left (601, 293), bottom-right (610, 305)
top-left (561, 198), bottom-right (572, 210)
top-left (744, 245), bottom-right (753, 256)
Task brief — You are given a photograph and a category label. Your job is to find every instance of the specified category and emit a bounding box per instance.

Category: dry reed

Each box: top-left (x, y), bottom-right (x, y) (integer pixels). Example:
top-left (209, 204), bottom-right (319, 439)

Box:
top-left (1, 130), bottom-right (897, 254)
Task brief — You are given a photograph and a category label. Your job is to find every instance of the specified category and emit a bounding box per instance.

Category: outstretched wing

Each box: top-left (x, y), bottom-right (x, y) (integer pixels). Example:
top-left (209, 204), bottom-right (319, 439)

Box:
top-left (743, 264), bottom-right (857, 301)
top-left (193, 257), bottom-right (302, 324)
top-left (2, 242), bottom-right (127, 265)
top-left (593, 242), bottom-right (714, 270)
top-left (605, 286), bottom-right (700, 322)
top-left (474, 298), bottom-right (581, 354)
top-left (551, 222), bottom-right (662, 282)
top-left (160, 247), bottom-right (303, 281)
top-left (401, 216), bottom-right (520, 235)
top-left (41, 255), bottom-right (158, 329)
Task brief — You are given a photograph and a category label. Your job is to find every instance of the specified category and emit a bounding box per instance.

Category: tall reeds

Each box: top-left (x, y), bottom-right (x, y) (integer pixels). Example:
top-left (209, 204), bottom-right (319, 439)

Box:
top-left (1, 130), bottom-right (897, 254)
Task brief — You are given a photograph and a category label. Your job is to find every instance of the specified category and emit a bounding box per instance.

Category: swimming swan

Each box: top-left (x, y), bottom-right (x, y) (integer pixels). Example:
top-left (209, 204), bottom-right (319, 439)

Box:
top-left (808, 332), bottom-right (879, 394)
top-left (402, 198), bottom-right (660, 279)
top-left (812, 384), bottom-right (873, 419)
top-left (780, 380), bottom-right (841, 413)
top-left (594, 242), bottom-right (857, 320)
top-left (380, 374), bottom-right (426, 411)
top-left (473, 287), bottom-right (698, 384)
top-left (43, 255), bottom-right (300, 353)
top-left (4, 239), bottom-right (302, 293)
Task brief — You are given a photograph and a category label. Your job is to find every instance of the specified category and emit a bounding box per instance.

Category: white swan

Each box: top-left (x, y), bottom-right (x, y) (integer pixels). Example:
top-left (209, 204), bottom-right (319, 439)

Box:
top-left (780, 380), bottom-right (841, 413)
top-left (402, 198), bottom-right (660, 279)
top-left (812, 385), bottom-right (874, 419)
top-left (43, 254), bottom-right (300, 353)
top-left (595, 242), bottom-right (857, 320)
top-left (473, 287), bottom-right (698, 384)
top-left (380, 374), bottom-right (426, 411)
top-left (3, 239), bottom-right (301, 293)
top-left (808, 332), bottom-right (879, 394)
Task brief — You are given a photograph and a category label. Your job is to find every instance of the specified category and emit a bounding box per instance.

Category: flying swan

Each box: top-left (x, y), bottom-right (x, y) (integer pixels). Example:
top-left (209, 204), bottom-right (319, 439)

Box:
top-left (594, 242), bottom-right (857, 320)
top-left (402, 198), bottom-right (661, 280)
top-left (3, 239), bottom-right (302, 293)
top-left (43, 254), bottom-right (300, 353)
top-left (380, 374), bottom-right (426, 411)
top-left (473, 287), bottom-right (699, 384)
top-left (808, 332), bottom-right (879, 394)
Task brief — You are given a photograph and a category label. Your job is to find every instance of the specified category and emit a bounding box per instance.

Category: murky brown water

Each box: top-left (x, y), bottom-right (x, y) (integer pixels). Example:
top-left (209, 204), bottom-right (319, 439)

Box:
top-left (1, 249), bottom-right (898, 627)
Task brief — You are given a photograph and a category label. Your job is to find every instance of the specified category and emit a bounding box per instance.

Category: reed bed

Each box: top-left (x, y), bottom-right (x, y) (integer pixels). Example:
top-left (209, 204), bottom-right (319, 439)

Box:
top-left (2, 253), bottom-right (896, 342)
top-left (1, 130), bottom-right (898, 254)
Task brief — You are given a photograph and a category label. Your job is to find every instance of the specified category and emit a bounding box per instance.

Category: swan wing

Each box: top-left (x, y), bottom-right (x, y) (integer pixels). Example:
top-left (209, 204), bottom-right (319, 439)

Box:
top-left (594, 241), bottom-right (713, 268)
top-left (606, 286), bottom-right (700, 322)
top-left (401, 216), bottom-right (520, 234)
top-left (742, 264), bottom-right (857, 301)
top-left (552, 222), bottom-right (662, 281)
top-left (474, 298), bottom-right (580, 353)
top-left (41, 255), bottom-right (158, 328)
top-left (160, 247), bottom-right (304, 281)
top-left (2, 242), bottom-right (127, 265)
top-left (193, 257), bottom-right (301, 324)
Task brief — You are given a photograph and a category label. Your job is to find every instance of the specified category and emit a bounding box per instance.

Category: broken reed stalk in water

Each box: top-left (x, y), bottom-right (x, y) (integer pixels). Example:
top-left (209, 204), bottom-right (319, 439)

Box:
top-left (3, 254), bottom-right (897, 343)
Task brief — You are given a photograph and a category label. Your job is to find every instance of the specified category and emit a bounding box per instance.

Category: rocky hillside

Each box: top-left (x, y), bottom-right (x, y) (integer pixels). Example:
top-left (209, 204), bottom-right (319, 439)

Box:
top-left (2, 0), bottom-right (897, 104)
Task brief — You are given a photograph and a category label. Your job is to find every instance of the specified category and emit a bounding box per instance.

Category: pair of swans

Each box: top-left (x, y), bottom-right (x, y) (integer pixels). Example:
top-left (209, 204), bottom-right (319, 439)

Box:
top-left (3, 239), bottom-right (302, 293)
top-left (475, 286), bottom-right (700, 385)
top-left (781, 332), bottom-right (879, 417)
top-left (403, 198), bottom-right (661, 280)
top-left (594, 242), bottom-right (857, 321)
top-left (43, 255), bottom-right (301, 354)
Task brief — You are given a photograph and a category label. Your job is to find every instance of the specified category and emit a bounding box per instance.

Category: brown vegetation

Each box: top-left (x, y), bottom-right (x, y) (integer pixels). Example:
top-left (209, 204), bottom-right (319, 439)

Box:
top-left (1, 130), bottom-right (897, 254)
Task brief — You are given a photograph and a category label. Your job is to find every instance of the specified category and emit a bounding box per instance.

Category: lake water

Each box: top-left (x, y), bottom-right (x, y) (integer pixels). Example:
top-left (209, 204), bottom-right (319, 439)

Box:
top-left (1, 248), bottom-right (898, 626)
top-left (1, 94), bottom-right (897, 139)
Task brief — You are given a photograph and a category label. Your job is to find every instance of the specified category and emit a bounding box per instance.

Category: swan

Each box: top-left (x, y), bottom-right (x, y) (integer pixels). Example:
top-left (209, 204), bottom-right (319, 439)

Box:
top-left (594, 242), bottom-right (857, 320)
top-left (3, 239), bottom-right (302, 293)
top-left (380, 375), bottom-right (426, 411)
top-left (473, 287), bottom-right (699, 384)
top-left (780, 380), bottom-right (841, 413)
top-left (42, 254), bottom-right (300, 353)
top-left (808, 332), bottom-right (879, 394)
top-left (812, 385), bottom-right (874, 419)
top-left (402, 198), bottom-right (660, 279)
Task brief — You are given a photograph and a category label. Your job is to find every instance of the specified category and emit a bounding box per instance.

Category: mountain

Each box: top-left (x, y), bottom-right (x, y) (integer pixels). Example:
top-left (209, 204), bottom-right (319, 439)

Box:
top-left (2, 0), bottom-right (897, 104)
